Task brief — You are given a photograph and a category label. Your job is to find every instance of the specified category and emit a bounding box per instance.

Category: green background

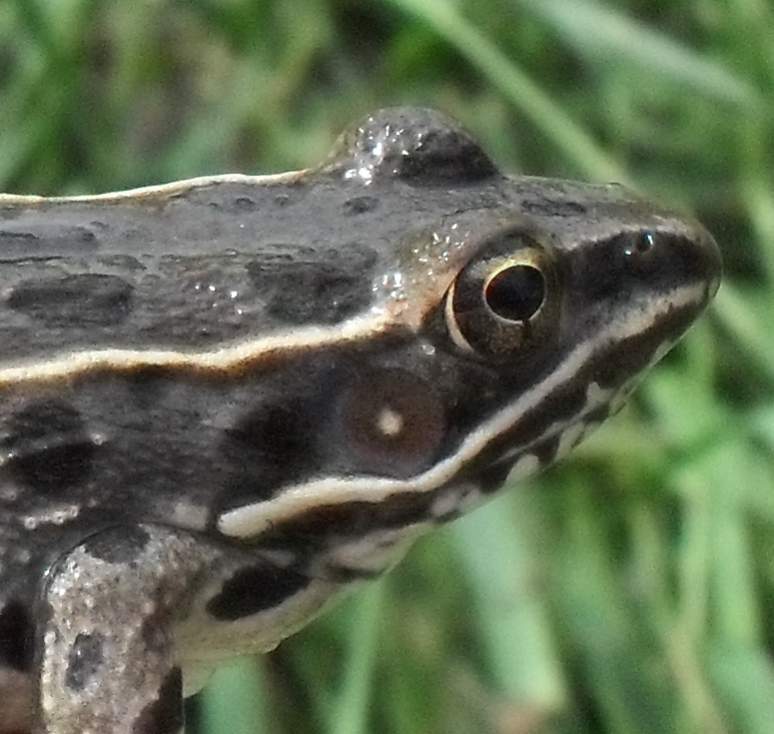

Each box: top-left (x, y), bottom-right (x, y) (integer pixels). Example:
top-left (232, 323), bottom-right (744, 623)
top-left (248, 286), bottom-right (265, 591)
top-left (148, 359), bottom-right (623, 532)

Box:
top-left (1, 1), bottom-right (772, 732)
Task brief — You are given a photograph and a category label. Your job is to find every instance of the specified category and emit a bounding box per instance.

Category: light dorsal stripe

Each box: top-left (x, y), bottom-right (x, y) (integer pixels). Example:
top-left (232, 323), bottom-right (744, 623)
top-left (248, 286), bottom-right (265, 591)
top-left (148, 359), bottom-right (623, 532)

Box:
top-left (218, 282), bottom-right (707, 539)
top-left (0, 311), bottom-right (392, 388)
top-left (0, 171), bottom-right (305, 205)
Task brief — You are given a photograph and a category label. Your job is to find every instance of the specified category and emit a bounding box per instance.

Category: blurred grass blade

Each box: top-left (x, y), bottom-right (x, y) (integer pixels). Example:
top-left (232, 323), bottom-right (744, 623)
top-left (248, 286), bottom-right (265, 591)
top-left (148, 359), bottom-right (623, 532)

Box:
top-left (713, 284), bottom-right (774, 383)
top-left (453, 493), bottom-right (566, 713)
top-left (385, 0), bottom-right (627, 182)
top-left (514, 0), bottom-right (764, 111)
top-left (708, 646), bottom-right (774, 734)
top-left (326, 582), bottom-right (384, 734)
top-left (199, 657), bottom-right (268, 734)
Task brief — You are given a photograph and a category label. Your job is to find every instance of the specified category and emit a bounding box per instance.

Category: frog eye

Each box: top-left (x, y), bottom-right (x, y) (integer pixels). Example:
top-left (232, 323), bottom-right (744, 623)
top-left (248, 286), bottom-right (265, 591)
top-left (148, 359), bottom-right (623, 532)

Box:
top-left (445, 231), bottom-right (559, 359)
top-left (484, 264), bottom-right (546, 321)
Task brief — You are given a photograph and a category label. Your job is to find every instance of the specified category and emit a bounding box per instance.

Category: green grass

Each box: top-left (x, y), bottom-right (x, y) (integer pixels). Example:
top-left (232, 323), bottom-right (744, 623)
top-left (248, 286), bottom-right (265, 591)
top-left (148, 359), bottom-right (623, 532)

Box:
top-left (1, 1), bottom-right (772, 732)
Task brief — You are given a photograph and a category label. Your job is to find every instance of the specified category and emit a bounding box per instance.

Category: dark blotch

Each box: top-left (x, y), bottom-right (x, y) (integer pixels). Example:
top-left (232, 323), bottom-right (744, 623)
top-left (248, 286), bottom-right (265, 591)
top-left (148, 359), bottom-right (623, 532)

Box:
top-left (342, 196), bottom-right (379, 215)
top-left (209, 196), bottom-right (258, 213)
top-left (246, 243), bottom-right (376, 324)
top-left (222, 400), bottom-right (320, 500)
top-left (534, 435), bottom-right (560, 467)
top-left (133, 667), bottom-right (183, 734)
top-left (233, 196), bottom-right (257, 211)
top-left (521, 198), bottom-right (587, 217)
top-left (4, 400), bottom-right (95, 493)
top-left (0, 230), bottom-right (37, 242)
top-left (0, 601), bottom-right (33, 671)
top-left (8, 273), bottom-right (133, 326)
top-left (65, 633), bottom-right (104, 691)
top-left (82, 526), bottom-right (150, 565)
top-left (206, 563), bottom-right (309, 620)
top-left (477, 459), bottom-right (515, 495)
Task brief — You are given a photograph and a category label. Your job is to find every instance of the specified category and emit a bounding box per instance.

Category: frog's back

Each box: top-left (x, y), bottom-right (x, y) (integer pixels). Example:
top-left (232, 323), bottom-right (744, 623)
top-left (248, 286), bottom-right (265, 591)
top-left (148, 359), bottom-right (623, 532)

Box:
top-left (0, 174), bottom-right (400, 357)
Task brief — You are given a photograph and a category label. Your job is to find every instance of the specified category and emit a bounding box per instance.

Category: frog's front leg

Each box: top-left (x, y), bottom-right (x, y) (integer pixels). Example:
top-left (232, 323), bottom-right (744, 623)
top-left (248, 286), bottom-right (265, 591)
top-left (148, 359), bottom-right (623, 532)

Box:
top-left (34, 525), bottom-right (216, 734)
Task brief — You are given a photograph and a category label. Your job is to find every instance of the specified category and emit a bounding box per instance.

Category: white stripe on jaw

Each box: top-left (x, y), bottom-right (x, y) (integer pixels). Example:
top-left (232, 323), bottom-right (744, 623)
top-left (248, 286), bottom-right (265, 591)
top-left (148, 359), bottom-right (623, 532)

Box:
top-left (218, 281), bottom-right (707, 539)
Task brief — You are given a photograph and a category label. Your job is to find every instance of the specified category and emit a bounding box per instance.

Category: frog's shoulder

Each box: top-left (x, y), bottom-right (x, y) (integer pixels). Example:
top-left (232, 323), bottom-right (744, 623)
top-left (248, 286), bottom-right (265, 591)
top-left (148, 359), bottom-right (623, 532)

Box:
top-left (321, 107), bottom-right (500, 185)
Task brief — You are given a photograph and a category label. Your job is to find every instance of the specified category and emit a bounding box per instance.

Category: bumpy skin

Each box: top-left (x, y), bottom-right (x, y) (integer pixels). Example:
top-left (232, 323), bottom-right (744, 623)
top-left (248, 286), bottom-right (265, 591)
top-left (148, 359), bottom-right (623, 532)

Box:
top-left (37, 526), bottom-right (199, 734)
top-left (0, 108), bottom-right (720, 732)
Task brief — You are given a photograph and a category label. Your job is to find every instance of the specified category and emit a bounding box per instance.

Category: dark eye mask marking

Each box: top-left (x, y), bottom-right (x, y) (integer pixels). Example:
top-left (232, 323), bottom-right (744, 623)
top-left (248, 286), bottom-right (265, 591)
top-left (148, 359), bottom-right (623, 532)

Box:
top-left (206, 563), bottom-right (310, 620)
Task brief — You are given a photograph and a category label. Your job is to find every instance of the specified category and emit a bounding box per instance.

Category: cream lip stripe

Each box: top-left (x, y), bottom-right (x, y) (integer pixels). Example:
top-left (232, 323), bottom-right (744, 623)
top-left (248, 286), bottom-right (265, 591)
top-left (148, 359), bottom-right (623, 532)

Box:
top-left (218, 281), bottom-right (708, 538)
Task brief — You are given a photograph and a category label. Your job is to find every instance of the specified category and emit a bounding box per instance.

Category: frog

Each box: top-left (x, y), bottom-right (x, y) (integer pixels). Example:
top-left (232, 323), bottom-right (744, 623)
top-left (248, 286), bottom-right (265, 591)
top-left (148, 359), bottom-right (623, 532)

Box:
top-left (0, 107), bottom-right (721, 733)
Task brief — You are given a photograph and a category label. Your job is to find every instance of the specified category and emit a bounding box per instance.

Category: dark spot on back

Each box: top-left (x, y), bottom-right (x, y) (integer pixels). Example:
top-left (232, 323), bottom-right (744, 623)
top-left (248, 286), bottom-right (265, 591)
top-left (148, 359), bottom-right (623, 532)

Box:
top-left (233, 196), bottom-right (257, 211)
top-left (8, 273), bottom-right (133, 326)
top-left (0, 224), bottom-right (98, 256)
top-left (97, 254), bottom-right (145, 271)
top-left (206, 563), bottom-right (309, 620)
top-left (342, 196), bottom-right (379, 215)
top-left (82, 526), bottom-right (150, 564)
top-left (208, 196), bottom-right (258, 213)
top-left (0, 230), bottom-right (37, 242)
top-left (65, 633), bottom-right (104, 691)
top-left (3, 400), bottom-right (95, 493)
top-left (246, 243), bottom-right (376, 324)
top-left (521, 198), bottom-right (587, 217)
top-left (133, 666), bottom-right (183, 734)
top-left (0, 601), bottom-right (33, 671)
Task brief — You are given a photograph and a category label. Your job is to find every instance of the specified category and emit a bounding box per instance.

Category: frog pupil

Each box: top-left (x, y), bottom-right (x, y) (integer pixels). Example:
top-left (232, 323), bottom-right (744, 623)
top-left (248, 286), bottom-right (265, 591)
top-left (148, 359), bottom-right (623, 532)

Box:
top-left (485, 265), bottom-right (545, 321)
